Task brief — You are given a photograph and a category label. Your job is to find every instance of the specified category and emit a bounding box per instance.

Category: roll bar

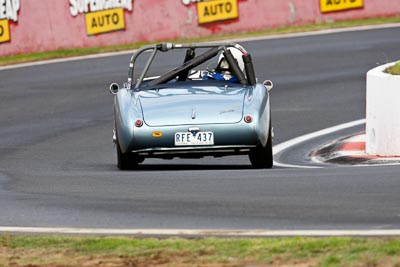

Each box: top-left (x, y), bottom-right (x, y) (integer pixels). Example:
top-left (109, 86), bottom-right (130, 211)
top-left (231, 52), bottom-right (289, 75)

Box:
top-left (127, 42), bottom-right (256, 90)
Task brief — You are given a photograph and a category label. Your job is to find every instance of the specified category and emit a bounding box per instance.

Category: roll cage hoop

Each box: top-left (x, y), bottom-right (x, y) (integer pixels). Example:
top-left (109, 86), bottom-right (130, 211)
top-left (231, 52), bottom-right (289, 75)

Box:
top-left (127, 42), bottom-right (257, 90)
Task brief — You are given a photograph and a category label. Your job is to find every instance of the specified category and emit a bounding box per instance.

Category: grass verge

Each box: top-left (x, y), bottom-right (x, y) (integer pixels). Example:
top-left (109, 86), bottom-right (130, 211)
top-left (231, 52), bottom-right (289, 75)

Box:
top-left (1, 16), bottom-right (400, 66)
top-left (386, 61), bottom-right (400, 75)
top-left (1, 235), bottom-right (400, 266)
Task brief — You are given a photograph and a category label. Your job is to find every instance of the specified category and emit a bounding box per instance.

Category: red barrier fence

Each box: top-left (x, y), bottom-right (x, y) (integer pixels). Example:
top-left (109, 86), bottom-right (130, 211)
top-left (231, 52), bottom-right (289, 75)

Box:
top-left (1, 0), bottom-right (399, 56)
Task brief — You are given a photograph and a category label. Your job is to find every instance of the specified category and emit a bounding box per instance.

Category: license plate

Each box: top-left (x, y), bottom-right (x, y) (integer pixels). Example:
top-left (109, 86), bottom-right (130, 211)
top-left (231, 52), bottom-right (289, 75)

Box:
top-left (175, 132), bottom-right (214, 146)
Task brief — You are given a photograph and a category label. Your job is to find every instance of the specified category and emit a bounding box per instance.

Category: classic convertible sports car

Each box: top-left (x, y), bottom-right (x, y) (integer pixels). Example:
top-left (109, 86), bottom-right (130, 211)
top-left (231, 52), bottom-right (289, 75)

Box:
top-left (109, 42), bottom-right (274, 169)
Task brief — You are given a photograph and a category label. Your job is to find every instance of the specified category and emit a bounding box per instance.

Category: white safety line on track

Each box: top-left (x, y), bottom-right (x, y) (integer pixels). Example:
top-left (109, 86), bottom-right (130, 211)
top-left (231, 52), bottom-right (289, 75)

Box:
top-left (273, 119), bottom-right (366, 168)
top-left (1, 23), bottom-right (399, 71)
top-left (1, 226), bottom-right (400, 236)
top-left (0, 50), bottom-right (136, 71)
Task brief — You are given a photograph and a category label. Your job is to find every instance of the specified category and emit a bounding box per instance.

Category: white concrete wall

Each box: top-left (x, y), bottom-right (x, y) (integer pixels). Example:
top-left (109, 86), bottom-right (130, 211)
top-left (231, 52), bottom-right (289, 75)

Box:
top-left (366, 62), bottom-right (400, 156)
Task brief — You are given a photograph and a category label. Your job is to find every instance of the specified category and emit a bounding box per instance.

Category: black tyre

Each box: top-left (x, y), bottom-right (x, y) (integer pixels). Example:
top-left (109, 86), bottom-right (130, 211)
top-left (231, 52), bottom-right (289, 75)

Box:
top-left (116, 143), bottom-right (143, 170)
top-left (249, 123), bottom-right (273, 169)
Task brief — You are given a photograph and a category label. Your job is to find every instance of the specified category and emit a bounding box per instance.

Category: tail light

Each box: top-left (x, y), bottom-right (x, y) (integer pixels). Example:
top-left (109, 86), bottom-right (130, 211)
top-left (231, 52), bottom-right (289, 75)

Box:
top-left (135, 119), bottom-right (143, 127)
top-left (244, 115), bottom-right (253, 123)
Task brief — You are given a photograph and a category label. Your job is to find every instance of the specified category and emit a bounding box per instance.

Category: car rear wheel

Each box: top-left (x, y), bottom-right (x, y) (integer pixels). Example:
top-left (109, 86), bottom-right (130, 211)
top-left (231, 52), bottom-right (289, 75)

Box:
top-left (116, 143), bottom-right (144, 170)
top-left (249, 122), bottom-right (273, 169)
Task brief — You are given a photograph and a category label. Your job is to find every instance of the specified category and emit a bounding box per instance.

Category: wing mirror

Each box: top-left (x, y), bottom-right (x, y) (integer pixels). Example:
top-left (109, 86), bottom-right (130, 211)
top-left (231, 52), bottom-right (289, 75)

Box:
top-left (109, 83), bottom-right (119, 94)
top-left (263, 80), bottom-right (273, 91)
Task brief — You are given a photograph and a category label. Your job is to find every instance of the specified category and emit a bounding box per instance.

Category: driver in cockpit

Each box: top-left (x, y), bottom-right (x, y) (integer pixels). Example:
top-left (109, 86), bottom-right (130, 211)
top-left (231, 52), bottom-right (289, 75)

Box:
top-left (204, 47), bottom-right (244, 83)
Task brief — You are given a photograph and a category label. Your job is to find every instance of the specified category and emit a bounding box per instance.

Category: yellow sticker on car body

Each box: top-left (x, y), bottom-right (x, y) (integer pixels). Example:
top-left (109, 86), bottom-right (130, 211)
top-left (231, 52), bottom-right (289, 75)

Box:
top-left (152, 132), bottom-right (163, 138)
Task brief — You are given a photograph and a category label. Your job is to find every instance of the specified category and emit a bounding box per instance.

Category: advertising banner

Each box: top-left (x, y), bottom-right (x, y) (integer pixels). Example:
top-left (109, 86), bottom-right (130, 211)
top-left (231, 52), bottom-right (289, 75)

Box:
top-left (320, 0), bottom-right (364, 13)
top-left (0, 0), bottom-right (20, 43)
top-left (69, 0), bottom-right (132, 35)
top-left (197, 0), bottom-right (238, 24)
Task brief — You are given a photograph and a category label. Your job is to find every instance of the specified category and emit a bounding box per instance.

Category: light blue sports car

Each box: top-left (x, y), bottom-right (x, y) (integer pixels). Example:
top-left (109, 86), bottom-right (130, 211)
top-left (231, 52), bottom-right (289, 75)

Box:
top-left (109, 42), bottom-right (274, 169)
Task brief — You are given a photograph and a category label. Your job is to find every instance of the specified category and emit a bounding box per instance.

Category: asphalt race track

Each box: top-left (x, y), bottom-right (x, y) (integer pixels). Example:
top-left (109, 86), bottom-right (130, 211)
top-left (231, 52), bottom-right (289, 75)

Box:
top-left (1, 26), bottom-right (400, 231)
